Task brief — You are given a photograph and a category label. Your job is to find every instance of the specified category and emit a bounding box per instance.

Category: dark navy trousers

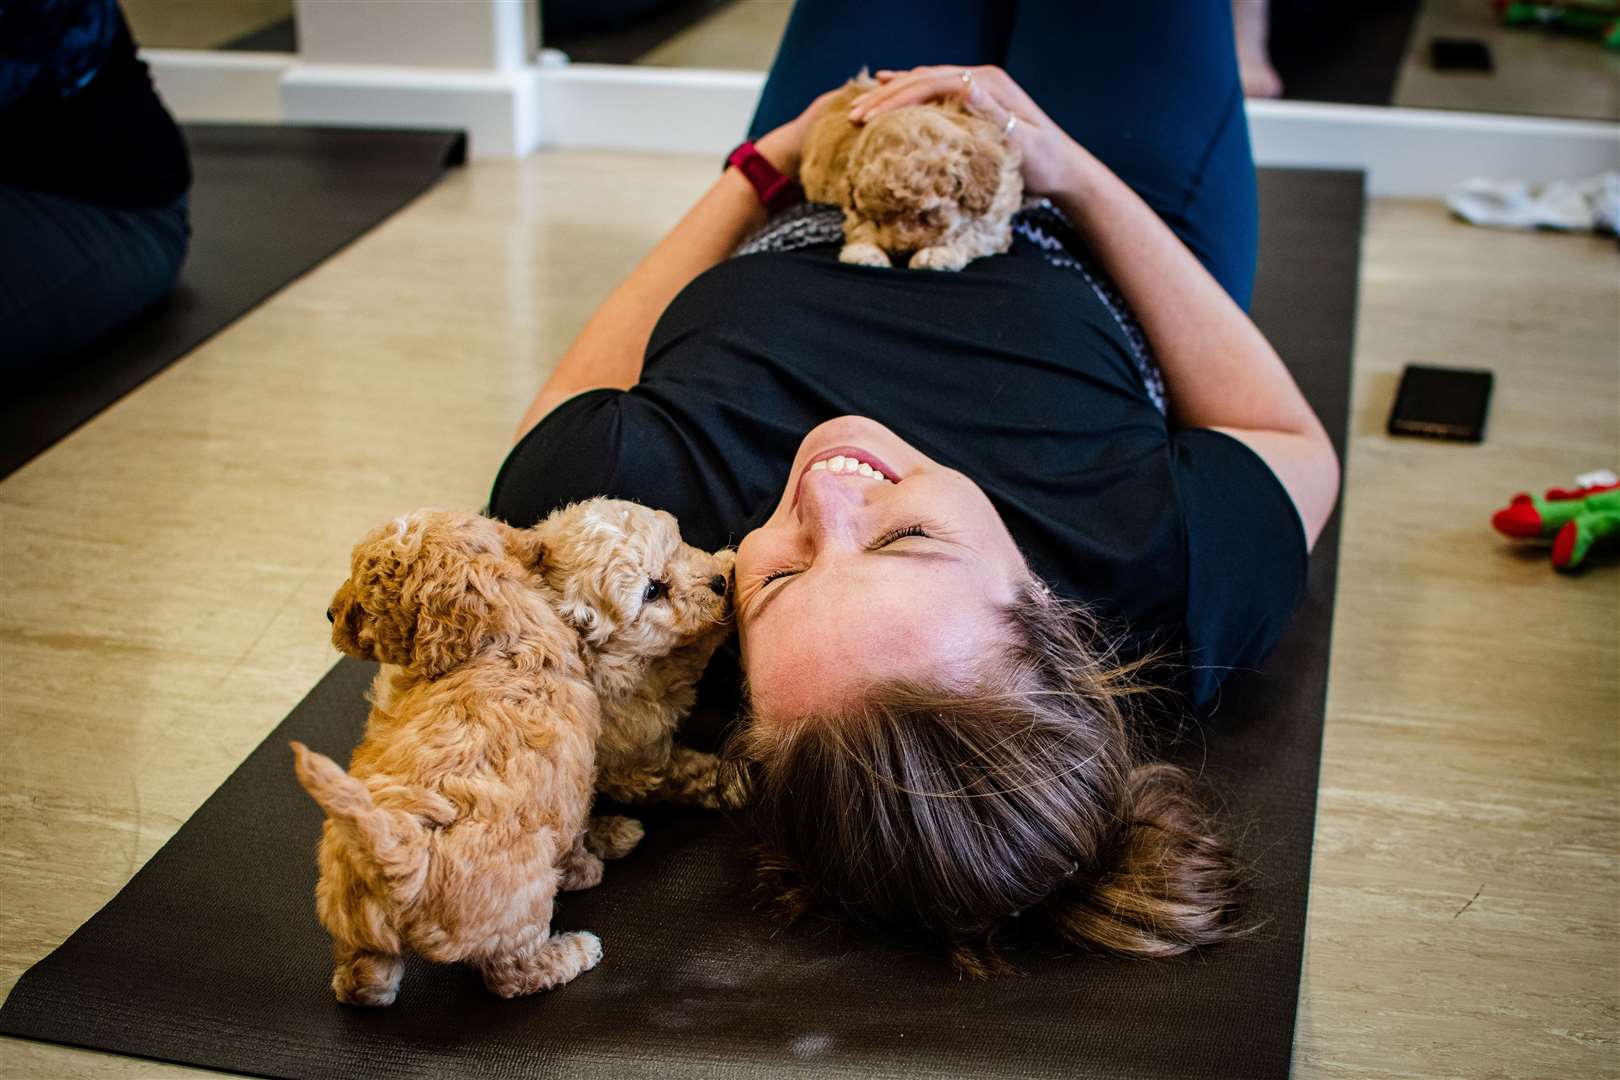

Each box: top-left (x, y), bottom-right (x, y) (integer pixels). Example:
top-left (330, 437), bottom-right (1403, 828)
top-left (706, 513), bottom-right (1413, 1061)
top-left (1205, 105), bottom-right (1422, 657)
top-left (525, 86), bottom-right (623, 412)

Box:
top-left (746, 0), bottom-right (1258, 309)
top-left (0, 185), bottom-right (189, 378)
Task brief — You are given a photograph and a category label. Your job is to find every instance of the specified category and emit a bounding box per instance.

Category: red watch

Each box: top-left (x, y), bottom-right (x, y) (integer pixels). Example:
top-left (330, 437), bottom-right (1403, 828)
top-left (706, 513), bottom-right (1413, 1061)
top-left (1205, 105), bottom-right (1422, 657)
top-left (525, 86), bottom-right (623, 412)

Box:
top-left (726, 140), bottom-right (802, 214)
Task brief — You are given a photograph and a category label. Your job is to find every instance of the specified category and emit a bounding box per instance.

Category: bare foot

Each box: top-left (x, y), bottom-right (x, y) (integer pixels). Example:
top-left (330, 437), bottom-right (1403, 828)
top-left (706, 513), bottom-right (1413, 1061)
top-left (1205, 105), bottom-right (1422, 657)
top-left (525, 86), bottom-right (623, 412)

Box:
top-left (1232, 0), bottom-right (1284, 99)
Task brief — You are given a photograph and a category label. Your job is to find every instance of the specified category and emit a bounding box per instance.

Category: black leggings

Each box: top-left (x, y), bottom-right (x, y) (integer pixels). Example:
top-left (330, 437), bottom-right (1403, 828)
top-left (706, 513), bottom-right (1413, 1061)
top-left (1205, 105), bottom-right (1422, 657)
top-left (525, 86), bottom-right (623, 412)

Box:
top-left (746, 0), bottom-right (1258, 308)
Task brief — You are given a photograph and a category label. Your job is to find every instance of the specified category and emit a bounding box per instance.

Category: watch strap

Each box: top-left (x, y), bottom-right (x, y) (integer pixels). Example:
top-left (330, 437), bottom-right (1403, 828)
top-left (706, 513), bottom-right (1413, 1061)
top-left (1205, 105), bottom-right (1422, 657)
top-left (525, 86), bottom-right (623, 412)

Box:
top-left (726, 140), bottom-right (802, 214)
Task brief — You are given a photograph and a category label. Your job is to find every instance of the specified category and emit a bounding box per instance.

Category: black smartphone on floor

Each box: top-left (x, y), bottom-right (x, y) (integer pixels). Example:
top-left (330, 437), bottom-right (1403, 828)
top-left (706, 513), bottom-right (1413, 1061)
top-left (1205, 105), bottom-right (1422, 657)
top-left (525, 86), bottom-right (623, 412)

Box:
top-left (1431, 37), bottom-right (1494, 73)
top-left (1388, 364), bottom-right (1494, 442)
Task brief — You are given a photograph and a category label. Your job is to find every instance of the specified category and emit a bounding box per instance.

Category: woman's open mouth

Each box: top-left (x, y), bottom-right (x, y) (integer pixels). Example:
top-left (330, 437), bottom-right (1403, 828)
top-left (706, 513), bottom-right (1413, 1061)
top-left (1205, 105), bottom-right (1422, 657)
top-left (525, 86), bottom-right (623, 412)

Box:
top-left (793, 445), bottom-right (900, 507)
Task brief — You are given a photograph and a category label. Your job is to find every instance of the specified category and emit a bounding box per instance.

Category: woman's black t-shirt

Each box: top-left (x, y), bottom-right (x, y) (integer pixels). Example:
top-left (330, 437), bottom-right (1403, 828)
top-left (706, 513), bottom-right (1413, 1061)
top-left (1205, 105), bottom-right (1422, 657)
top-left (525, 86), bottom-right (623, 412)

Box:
top-left (491, 240), bottom-right (1307, 708)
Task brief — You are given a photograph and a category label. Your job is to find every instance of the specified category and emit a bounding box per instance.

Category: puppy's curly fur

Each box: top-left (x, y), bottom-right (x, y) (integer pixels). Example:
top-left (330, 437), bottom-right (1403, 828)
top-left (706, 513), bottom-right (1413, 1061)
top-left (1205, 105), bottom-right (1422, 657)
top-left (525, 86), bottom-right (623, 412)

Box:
top-left (534, 499), bottom-right (738, 810)
top-left (292, 510), bottom-right (620, 1006)
top-left (801, 74), bottom-right (1023, 271)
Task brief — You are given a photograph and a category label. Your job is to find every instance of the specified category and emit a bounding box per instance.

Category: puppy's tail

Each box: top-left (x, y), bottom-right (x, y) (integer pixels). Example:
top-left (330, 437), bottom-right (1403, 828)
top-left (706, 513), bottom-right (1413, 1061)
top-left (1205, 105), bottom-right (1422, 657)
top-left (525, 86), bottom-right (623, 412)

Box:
top-left (290, 741), bottom-right (431, 906)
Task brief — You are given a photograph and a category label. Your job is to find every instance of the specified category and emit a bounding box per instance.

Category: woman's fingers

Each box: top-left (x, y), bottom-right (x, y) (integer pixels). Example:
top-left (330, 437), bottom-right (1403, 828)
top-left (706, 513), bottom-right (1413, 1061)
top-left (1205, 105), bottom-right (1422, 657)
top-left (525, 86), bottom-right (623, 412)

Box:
top-left (850, 66), bottom-right (992, 122)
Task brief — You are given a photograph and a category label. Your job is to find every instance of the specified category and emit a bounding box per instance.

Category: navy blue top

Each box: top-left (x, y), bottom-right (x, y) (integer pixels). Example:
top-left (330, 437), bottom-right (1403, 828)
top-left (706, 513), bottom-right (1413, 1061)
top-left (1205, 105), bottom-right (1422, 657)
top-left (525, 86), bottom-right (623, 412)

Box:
top-left (491, 240), bottom-right (1307, 707)
top-left (0, 0), bottom-right (190, 207)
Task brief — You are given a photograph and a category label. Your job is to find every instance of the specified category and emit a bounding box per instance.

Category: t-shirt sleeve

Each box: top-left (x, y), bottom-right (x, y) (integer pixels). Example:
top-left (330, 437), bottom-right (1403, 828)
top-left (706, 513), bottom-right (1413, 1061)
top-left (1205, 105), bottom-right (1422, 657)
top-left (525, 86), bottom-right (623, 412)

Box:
top-left (487, 387), bottom-right (755, 553)
top-left (489, 388), bottom-right (629, 527)
top-left (1171, 428), bottom-right (1310, 708)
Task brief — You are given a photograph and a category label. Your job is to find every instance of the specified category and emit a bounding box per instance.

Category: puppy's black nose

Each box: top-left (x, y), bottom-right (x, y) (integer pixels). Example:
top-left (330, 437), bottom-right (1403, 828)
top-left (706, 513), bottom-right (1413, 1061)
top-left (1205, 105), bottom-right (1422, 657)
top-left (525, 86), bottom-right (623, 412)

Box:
top-left (326, 607), bottom-right (335, 624)
top-left (706, 575), bottom-right (728, 596)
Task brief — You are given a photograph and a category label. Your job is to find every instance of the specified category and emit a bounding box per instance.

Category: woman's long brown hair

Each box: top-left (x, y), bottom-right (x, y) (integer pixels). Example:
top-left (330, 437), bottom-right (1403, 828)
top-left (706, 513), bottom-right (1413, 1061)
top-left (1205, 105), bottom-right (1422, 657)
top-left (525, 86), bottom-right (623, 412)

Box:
top-left (727, 580), bottom-right (1245, 976)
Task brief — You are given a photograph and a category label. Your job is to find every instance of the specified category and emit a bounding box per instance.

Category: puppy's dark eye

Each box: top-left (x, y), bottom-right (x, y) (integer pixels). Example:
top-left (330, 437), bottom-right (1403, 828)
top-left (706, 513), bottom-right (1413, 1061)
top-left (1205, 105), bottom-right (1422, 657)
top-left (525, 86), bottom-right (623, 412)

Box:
top-left (642, 580), bottom-right (668, 603)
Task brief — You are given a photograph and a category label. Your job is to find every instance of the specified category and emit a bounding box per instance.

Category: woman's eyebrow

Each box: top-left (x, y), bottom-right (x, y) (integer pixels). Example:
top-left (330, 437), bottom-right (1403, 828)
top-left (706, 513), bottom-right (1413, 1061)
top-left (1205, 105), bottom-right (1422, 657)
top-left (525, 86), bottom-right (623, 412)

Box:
top-left (748, 548), bottom-right (964, 625)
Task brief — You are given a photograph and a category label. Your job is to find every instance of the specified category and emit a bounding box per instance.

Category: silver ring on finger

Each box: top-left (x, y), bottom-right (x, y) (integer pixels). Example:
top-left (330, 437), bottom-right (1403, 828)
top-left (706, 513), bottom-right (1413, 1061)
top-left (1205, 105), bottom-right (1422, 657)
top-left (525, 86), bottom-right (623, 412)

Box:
top-left (959, 69), bottom-right (973, 86)
top-left (1002, 113), bottom-right (1019, 138)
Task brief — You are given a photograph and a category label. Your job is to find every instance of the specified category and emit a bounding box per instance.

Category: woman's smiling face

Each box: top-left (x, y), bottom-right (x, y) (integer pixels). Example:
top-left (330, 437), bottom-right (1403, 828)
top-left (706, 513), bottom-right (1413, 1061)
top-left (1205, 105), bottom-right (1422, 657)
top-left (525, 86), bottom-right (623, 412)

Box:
top-left (735, 416), bottom-right (1031, 720)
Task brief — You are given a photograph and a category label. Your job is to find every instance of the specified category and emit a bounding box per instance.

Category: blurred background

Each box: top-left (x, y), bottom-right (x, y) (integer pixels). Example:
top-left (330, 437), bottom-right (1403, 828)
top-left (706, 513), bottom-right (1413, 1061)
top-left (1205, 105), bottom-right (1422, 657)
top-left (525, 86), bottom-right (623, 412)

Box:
top-left (123, 0), bottom-right (1619, 120)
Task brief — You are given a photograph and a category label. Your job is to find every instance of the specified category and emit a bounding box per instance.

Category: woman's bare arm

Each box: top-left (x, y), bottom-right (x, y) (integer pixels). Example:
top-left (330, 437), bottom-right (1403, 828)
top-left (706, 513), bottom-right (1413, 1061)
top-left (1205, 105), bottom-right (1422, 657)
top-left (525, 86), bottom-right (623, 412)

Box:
top-left (1047, 144), bottom-right (1340, 547)
top-left (514, 98), bottom-right (839, 443)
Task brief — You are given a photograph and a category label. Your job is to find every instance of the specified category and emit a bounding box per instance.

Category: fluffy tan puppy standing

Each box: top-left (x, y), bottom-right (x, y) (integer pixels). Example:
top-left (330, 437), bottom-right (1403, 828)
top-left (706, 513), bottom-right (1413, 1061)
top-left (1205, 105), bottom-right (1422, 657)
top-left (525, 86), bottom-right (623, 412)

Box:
top-left (534, 499), bottom-right (737, 811)
top-left (800, 73), bottom-right (1023, 271)
top-left (291, 510), bottom-right (618, 1006)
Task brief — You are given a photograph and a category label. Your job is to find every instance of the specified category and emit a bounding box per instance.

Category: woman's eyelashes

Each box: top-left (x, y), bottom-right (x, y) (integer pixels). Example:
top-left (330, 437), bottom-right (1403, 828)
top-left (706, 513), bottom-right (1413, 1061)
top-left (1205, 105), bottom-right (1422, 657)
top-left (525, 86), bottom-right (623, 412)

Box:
top-left (755, 523), bottom-right (933, 588)
top-left (873, 524), bottom-right (927, 546)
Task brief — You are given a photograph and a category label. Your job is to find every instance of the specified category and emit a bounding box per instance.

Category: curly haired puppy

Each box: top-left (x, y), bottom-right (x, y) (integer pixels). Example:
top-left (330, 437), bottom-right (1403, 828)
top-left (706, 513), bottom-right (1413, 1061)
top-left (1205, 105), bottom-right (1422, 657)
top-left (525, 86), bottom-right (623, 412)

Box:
top-left (533, 499), bottom-right (737, 811)
top-left (291, 510), bottom-right (624, 1006)
top-left (801, 73), bottom-right (1023, 271)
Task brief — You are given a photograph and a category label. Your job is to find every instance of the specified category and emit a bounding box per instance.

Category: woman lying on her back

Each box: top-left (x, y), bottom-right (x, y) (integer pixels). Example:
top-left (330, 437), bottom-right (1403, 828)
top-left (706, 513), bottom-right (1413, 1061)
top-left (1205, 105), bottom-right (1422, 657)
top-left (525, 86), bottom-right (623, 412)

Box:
top-left (490, 0), bottom-right (1339, 973)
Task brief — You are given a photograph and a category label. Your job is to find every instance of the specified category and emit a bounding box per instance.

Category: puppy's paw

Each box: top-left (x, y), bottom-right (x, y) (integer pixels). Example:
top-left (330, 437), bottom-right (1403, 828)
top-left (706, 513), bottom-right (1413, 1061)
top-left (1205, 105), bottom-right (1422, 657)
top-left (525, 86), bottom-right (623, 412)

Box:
top-left (560, 848), bottom-right (605, 892)
top-left (573, 930), bottom-right (605, 969)
top-left (839, 242), bottom-right (891, 268)
top-left (331, 951), bottom-right (404, 1007)
top-left (480, 931), bottom-right (603, 996)
top-left (909, 245), bottom-right (969, 272)
top-left (335, 983), bottom-right (398, 1008)
top-left (585, 814), bottom-right (645, 860)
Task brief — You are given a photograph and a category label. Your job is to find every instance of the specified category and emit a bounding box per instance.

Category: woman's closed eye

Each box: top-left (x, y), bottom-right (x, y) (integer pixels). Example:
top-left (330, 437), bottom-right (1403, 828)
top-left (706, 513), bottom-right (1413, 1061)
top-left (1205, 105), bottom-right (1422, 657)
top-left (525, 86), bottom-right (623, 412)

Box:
top-left (755, 524), bottom-right (932, 588)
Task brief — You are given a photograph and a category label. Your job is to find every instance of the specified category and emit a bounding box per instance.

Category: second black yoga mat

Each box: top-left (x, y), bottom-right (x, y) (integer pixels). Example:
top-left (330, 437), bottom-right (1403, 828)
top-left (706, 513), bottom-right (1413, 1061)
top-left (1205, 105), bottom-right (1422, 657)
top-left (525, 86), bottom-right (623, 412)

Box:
top-left (0, 124), bottom-right (465, 482)
top-left (0, 166), bottom-right (1362, 1080)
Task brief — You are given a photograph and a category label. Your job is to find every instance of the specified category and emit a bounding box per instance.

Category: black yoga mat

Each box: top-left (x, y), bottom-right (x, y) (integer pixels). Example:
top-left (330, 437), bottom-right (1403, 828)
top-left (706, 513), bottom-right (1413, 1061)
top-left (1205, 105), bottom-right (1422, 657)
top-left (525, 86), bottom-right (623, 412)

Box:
top-left (0, 167), bottom-right (1362, 1080)
top-left (0, 124), bottom-right (465, 482)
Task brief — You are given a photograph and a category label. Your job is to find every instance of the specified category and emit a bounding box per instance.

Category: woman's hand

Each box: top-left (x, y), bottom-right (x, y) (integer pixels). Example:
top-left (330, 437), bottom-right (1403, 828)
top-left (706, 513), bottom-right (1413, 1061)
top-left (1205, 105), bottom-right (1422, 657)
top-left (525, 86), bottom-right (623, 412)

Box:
top-left (753, 86), bottom-right (846, 182)
top-left (847, 66), bottom-right (1087, 198)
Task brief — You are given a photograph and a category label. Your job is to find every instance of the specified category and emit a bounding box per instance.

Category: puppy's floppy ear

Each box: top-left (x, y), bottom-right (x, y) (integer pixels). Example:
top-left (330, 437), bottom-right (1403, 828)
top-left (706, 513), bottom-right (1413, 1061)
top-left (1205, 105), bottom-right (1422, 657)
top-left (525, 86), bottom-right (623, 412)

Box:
top-left (328, 580), bottom-right (375, 660)
top-left (497, 521), bottom-right (546, 571)
top-left (408, 551), bottom-right (519, 677)
top-left (800, 80), bottom-right (867, 206)
top-left (959, 141), bottom-right (1004, 216)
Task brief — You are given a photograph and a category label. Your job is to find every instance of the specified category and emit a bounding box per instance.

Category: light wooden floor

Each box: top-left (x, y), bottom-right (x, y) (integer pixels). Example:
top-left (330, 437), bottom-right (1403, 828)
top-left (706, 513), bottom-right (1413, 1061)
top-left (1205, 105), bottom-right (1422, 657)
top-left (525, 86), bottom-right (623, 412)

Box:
top-left (1394, 0), bottom-right (1620, 121)
top-left (123, 0), bottom-right (292, 50)
top-left (0, 151), bottom-right (1616, 1078)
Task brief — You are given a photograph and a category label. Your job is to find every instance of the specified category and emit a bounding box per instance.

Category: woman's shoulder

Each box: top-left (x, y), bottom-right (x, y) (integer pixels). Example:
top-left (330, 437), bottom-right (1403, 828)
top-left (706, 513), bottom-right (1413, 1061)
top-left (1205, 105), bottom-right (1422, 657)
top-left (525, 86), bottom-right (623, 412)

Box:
top-left (1168, 427), bottom-right (1311, 705)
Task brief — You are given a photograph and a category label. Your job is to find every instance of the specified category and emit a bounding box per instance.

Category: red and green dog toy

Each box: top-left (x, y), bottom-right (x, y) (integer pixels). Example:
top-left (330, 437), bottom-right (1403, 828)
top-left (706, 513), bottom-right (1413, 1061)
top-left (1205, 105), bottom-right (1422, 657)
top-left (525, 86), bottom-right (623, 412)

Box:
top-left (1492, 470), bottom-right (1620, 569)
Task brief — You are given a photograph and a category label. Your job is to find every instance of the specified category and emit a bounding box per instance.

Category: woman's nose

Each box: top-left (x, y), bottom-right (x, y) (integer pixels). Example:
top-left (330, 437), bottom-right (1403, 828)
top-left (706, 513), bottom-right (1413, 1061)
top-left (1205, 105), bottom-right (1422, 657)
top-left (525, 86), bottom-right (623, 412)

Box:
top-left (796, 470), bottom-right (871, 545)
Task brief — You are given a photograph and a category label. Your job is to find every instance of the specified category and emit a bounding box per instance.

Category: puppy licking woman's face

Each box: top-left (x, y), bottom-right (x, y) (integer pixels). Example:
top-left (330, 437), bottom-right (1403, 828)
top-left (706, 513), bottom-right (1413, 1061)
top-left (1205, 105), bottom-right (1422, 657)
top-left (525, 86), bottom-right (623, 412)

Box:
top-left (537, 499), bottom-right (733, 656)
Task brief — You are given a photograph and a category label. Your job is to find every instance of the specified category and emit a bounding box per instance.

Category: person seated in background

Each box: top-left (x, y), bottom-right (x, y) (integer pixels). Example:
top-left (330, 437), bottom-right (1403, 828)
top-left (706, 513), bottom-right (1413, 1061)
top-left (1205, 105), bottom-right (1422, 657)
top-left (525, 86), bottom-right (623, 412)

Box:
top-left (1233, 0), bottom-right (1284, 98)
top-left (0, 0), bottom-right (191, 379)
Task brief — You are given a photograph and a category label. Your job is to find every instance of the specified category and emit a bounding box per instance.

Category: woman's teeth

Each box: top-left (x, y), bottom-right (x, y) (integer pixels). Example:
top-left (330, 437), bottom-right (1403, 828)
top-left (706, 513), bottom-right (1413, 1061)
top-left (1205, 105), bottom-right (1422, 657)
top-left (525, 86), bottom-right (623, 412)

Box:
top-left (811, 455), bottom-right (891, 482)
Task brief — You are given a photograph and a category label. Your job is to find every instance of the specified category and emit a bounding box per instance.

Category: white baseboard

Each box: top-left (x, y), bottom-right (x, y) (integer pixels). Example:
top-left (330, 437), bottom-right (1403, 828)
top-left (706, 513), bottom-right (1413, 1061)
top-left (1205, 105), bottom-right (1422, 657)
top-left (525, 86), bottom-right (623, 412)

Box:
top-left (281, 63), bottom-right (541, 157)
top-left (141, 49), bottom-right (291, 123)
top-left (1246, 99), bottom-right (1620, 198)
top-left (142, 51), bottom-right (1619, 197)
top-left (536, 64), bottom-right (762, 155)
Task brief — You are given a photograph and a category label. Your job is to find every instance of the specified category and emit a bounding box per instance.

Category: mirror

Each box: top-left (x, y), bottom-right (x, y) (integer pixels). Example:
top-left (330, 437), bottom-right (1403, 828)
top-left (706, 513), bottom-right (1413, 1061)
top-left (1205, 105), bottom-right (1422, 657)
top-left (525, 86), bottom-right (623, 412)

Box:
top-left (124, 0), bottom-right (297, 51)
top-left (543, 0), bottom-right (788, 69)
top-left (120, 0), bottom-right (1617, 122)
top-left (543, 0), bottom-right (1617, 122)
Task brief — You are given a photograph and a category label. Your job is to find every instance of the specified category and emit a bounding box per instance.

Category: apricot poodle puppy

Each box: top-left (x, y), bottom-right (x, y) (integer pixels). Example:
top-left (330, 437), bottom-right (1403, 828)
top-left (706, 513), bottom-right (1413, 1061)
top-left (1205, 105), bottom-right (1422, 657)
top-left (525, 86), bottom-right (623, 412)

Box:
top-left (801, 73), bottom-right (1023, 271)
top-left (291, 509), bottom-right (621, 1006)
top-left (534, 498), bottom-right (738, 811)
